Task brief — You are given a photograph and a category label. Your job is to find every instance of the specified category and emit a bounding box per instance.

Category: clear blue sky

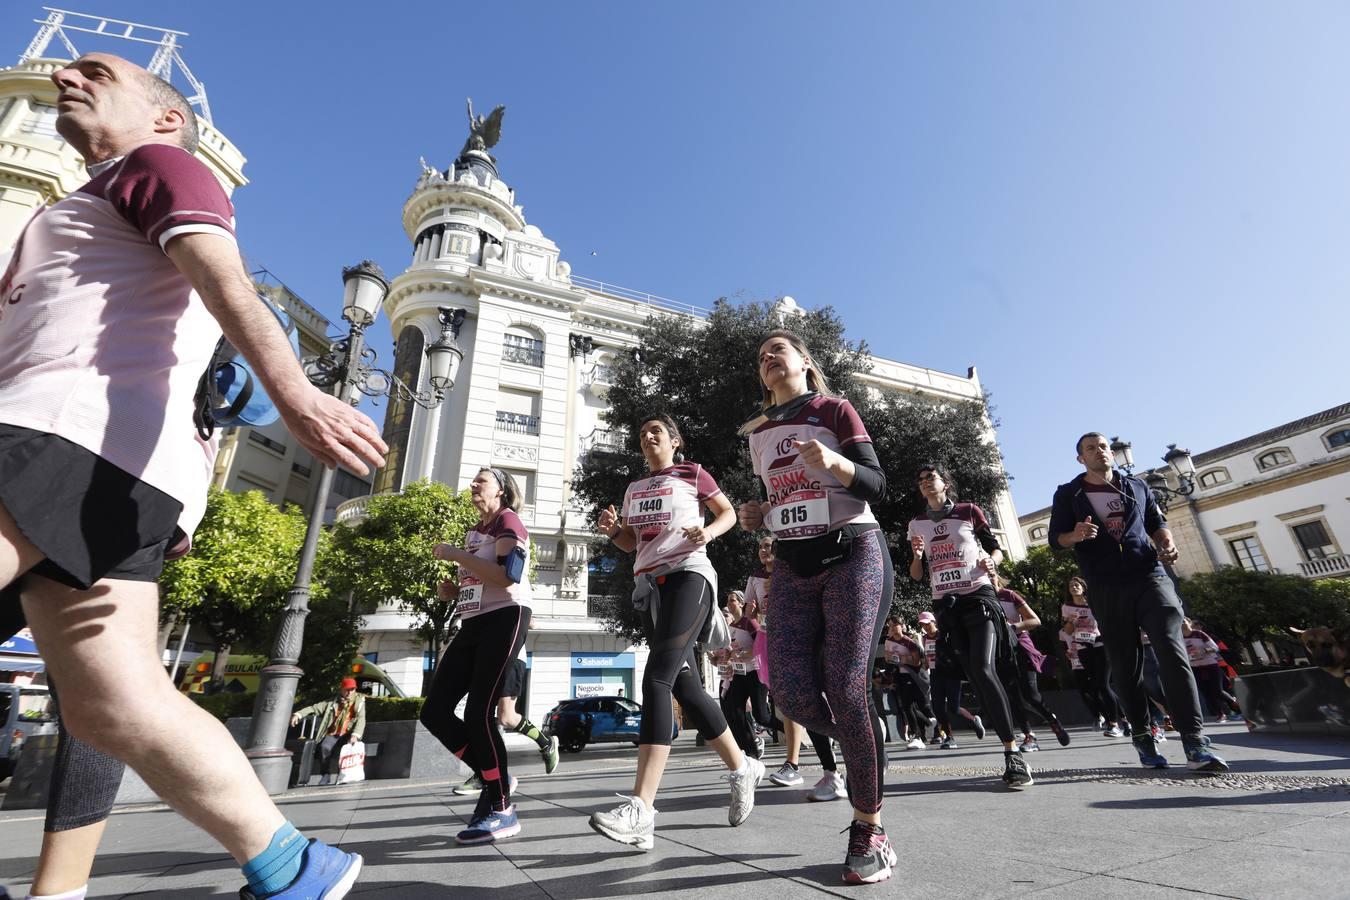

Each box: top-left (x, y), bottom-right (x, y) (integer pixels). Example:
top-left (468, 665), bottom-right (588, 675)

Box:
top-left (7, 2), bottom-right (1348, 517)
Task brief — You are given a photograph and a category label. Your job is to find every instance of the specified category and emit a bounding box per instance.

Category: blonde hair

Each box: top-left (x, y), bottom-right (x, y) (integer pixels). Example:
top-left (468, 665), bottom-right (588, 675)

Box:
top-left (756, 330), bottom-right (834, 410)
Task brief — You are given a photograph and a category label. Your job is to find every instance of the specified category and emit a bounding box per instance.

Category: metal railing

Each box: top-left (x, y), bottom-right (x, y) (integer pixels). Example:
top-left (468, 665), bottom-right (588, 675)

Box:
top-left (571, 275), bottom-right (710, 318)
top-left (495, 411), bottom-right (540, 435)
top-left (581, 430), bottom-right (624, 457)
top-left (502, 335), bottom-right (544, 367)
top-left (1299, 554), bottom-right (1350, 578)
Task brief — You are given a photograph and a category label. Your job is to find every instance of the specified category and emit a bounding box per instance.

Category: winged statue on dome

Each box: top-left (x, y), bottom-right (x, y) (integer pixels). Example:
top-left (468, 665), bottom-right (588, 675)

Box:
top-left (460, 99), bottom-right (506, 160)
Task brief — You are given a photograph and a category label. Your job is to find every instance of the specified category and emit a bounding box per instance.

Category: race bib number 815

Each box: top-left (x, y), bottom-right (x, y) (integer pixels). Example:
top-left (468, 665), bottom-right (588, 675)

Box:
top-left (769, 490), bottom-right (829, 538)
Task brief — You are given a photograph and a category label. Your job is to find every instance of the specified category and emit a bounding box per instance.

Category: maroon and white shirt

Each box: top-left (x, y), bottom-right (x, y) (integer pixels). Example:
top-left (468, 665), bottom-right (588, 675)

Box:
top-left (729, 616), bottom-right (760, 673)
top-left (921, 631), bottom-right (939, 669)
top-left (907, 504), bottom-right (994, 600)
top-left (1059, 631), bottom-right (1084, 670)
top-left (0, 145), bottom-right (236, 540)
top-left (885, 636), bottom-right (924, 671)
top-left (457, 508), bottom-right (531, 620)
top-left (624, 462), bottom-right (722, 574)
top-left (1082, 479), bottom-right (1129, 542)
top-left (748, 395), bottom-right (877, 540)
top-left (1061, 602), bottom-right (1102, 646)
top-left (1184, 630), bottom-right (1221, 667)
top-left (744, 565), bottom-right (771, 626)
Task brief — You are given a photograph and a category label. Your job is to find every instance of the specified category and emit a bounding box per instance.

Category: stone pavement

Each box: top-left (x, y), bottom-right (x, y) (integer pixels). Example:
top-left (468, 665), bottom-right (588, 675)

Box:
top-left (1, 722), bottom-right (1348, 898)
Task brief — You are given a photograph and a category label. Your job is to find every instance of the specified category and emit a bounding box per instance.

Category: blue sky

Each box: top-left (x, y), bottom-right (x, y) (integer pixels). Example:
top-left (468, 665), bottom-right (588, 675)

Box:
top-left (7, 2), bottom-right (1348, 517)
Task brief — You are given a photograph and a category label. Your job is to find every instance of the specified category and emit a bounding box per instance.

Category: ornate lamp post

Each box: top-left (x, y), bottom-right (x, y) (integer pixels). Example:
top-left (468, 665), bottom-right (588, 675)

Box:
top-left (1110, 436), bottom-right (1197, 513)
top-left (245, 262), bottom-right (465, 794)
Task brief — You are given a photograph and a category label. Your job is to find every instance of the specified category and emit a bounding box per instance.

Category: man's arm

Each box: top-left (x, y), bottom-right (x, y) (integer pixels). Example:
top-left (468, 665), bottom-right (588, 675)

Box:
top-left (352, 697), bottom-right (366, 741)
top-left (164, 233), bottom-right (387, 474)
top-left (1150, 526), bottom-right (1179, 564)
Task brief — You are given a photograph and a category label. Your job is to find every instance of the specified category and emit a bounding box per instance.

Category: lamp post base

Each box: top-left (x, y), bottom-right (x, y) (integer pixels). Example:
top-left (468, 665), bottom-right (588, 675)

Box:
top-left (245, 748), bottom-right (295, 795)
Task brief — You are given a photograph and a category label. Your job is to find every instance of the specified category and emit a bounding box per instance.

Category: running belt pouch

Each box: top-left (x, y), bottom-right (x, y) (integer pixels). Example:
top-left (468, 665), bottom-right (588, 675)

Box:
top-left (778, 528), bottom-right (855, 578)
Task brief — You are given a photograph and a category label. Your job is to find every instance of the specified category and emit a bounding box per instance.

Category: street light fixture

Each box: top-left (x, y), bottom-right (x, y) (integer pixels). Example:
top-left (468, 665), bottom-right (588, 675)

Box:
top-left (1112, 436), bottom-right (1197, 513)
top-left (244, 261), bottom-right (464, 794)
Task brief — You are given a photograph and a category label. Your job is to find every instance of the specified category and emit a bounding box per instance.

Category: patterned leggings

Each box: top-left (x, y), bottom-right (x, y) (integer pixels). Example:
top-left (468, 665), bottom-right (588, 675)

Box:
top-left (767, 528), bottom-right (892, 815)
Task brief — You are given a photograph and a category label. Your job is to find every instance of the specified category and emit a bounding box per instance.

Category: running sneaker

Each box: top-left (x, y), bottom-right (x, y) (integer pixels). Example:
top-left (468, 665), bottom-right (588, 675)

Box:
top-left (769, 762), bottom-right (804, 786)
top-left (452, 773), bottom-right (484, 795)
top-left (1151, 724), bottom-right (1168, 744)
top-left (939, 736), bottom-right (957, 750)
top-left (239, 839), bottom-right (362, 899)
top-left (1182, 734), bottom-right (1230, 774)
top-left (1019, 735), bottom-right (1040, 753)
top-left (1048, 718), bottom-right (1071, 747)
top-left (752, 735), bottom-right (766, 759)
top-left (1132, 733), bottom-right (1169, 768)
top-left (971, 715), bottom-right (986, 740)
top-left (455, 805), bottom-right (521, 845)
top-left (1162, 716), bottom-right (1175, 732)
top-left (725, 756), bottom-right (766, 825)
top-left (1103, 723), bottom-right (1124, 738)
top-left (589, 795), bottom-right (656, 850)
top-left (807, 770), bottom-right (848, 801)
top-left (905, 736), bottom-right (925, 751)
top-left (1121, 721), bottom-right (1134, 737)
top-left (841, 820), bottom-right (897, 885)
top-left (541, 735), bottom-right (560, 774)
top-left (1002, 751), bottom-right (1033, 789)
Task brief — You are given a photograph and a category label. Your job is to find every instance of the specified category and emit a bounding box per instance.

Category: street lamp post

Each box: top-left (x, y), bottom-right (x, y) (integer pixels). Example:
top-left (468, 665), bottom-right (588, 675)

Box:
top-left (244, 262), bottom-right (465, 794)
top-left (1109, 436), bottom-right (1197, 513)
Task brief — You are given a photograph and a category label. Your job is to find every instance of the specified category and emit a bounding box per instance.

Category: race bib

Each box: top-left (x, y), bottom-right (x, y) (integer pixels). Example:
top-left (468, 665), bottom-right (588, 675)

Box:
top-left (458, 580), bottom-right (482, 614)
top-left (1187, 644), bottom-right (1206, 663)
top-left (768, 489), bottom-right (829, 538)
top-left (627, 486), bottom-right (673, 535)
top-left (1074, 630), bottom-right (1098, 644)
top-left (733, 661), bottom-right (748, 674)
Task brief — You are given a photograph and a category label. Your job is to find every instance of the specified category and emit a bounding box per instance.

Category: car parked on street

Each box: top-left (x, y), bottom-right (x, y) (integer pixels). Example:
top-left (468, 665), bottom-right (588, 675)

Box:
top-left (0, 683), bottom-right (58, 781)
top-left (542, 695), bottom-right (677, 752)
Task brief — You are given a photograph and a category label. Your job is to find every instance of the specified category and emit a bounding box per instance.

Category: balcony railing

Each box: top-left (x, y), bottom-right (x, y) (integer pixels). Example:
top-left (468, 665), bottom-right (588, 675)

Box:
top-left (502, 336), bottom-right (544, 367)
top-left (1299, 554), bottom-right (1350, 578)
top-left (495, 411), bottom-right (540, 436)
top-left (581, 430), bottom-right (624, 458)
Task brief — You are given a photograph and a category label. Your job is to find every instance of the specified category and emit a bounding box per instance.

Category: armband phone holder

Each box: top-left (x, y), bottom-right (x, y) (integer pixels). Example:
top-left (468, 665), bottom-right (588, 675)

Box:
top-left (500, 546), bottom-right (526, 583)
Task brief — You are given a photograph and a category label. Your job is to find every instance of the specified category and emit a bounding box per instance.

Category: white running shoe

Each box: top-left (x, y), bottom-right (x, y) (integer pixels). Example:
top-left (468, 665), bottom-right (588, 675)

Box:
top-left (769, 762), bottom-right (804, 786)
top-left (589, 794), bottom-right (655, 850)
top-left (1019, 736), bottom-right (1040, 753)
top-left (905, 737), bottom-right (925, 751)
top-left (807, 770), bottom-right (848, 802)
top-left (725, 756), bottom-right (765, 826)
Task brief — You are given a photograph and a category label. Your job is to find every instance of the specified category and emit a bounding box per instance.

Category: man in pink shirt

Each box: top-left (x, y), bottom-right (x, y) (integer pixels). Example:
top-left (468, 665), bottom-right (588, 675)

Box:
top-left (0, 53), bottom-right (384, 899)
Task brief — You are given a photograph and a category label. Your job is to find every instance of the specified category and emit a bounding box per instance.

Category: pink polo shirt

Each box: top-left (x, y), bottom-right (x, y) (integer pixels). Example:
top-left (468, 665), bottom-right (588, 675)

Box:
top-left (0, 144), bottom-right (236, 538)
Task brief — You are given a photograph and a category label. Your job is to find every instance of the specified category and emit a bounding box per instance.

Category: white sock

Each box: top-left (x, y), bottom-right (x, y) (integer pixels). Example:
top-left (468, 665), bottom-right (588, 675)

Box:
top-left (732, 758), bottom-right (750, 775)
top-left (28, 887), bottom-right (89, 900)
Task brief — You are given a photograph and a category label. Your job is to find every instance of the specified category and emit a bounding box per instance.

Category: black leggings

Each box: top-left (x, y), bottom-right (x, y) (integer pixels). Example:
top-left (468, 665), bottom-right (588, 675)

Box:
top-left (1193, 664), bottom-right (1239, 717)
top-left (640, 571), bottom-right (727, 746)
top-left (1, 589), bottom-right (124, 832)
top-left (937, 586), bottom-right (1017, 744)
top-left (930, 671), bottom-right (965, 732)
top-left (1076, 643), bottom-right (1123, 722)
top-left (722, 670), bottom-right (779, 752)
top-left (420, 605), bottom-right (530, 809)
top-left (891, 672), bottom-right (935, 737)
top-left (1007, 643), bottom-right (1059, 734)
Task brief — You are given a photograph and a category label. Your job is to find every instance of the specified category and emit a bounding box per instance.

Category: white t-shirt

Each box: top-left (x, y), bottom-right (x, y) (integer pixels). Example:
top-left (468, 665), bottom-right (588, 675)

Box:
top-left (1061, 602), bottom-right (1102, 647)
top-left (624, 462), bottom-right (722, 574)
top-left (907, 504), bottom-right (996, 600)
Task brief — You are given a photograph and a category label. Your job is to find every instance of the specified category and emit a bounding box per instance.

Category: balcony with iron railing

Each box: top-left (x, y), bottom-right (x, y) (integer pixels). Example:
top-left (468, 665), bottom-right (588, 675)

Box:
top-left (1299, 553), bottom-right (1350, 578)
top-left (580, 429), bottom-right (625, 459)
top-left (496, 411), bottom-right (541, 436)
top-left (502, 335), bottom-right (544, 367)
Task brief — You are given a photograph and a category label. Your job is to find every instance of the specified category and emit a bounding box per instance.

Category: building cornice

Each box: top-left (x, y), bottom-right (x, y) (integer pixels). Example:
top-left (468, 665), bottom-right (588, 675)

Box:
top-left (1193, 454), bottom-right (1350, 512)
top-left (402, 180), bottom-right (524, 237)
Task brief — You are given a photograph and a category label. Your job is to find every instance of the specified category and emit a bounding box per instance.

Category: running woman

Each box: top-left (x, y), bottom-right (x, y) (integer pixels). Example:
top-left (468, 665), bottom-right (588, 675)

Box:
top-left (722, 591), bottom-right (779, 758)
top-left (995, 577), bottom-right (1070, 751)
top-left (1183, 619), bottom-right (1241, 723)
top-left (908, 464), bottom-right (1033, 790)
top-left (1061, 576), bottom-right (1127, 736)
top-left (884, 619), bottom-right (935, 750)
top-left (738, 330), bottom-right (896, 884)
top-left (422, 467), bottom-right (533, 844)
top-left (918, 611), bottom-right (985, 748)
top-left (589, 414), bottom-right (763, 851)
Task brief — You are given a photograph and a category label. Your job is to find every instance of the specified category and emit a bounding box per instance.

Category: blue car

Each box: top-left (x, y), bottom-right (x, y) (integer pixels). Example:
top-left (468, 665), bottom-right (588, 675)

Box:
top-left (542, 695), bottom-right (677, 752)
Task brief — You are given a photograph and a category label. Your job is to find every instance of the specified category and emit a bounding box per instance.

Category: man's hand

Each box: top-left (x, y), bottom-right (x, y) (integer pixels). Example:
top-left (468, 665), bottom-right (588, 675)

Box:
top-left (738, 501), bottom-right (768, 531)
top-left (290, 713), bottom-right (300, 727)
top-left (348, 733), bottom-right (359, 745)
top-left (1157, 540), bottom-right (1180, 564)
top-left (280, 388), bottom-right (387, 475)
top-left (1072, 516), bottom-right (1099, 543)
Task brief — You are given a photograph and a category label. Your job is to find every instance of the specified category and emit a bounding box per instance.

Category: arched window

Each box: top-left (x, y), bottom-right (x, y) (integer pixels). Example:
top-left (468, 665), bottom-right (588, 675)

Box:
top-left (1324, 427), bottom-right (1350, 450)
top-left (503, 325), bottom-right (544, 367)
top-left (1029, 526), bottom-right (1046, 541)
top-left (1256, 448), bottom-right (1293, 471)
top-left (1198, 467), bottom-right (1230, 488)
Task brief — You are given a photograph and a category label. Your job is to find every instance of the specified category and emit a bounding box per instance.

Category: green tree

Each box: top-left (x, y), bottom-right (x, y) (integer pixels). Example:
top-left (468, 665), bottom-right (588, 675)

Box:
top-left (1001, 544), bottom-right (1081, 625)
top-left (573, 298), bottom-right (1007, 637)
top-left (1179, 568), bottom-right (1350, 647)
top-left (323, 480), bottom-right (479, 689)
top-left (295, 594), bottom-right (364, 704)
top-left (161, 488), bottom-right (308, 683)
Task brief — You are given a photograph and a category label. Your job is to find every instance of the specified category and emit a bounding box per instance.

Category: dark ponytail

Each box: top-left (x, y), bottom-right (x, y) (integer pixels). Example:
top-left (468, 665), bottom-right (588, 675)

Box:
top-left (637, 412), bottom-right (686, 463)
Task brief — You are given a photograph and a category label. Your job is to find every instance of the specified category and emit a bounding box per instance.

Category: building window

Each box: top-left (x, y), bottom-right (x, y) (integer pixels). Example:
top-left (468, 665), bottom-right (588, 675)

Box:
top-left (502, 332), bottom-right (544, 367)
top-left (18, 102), bottom-right (59, 138)
top-left (1256, 448), bottom-right (1293, 470)
top-left (1029, 526), bottom-right (1046, 541)
top-left (332, 469), bottom-right (372, 499)
top-left (500, 467), bottom-right (536, 507)
top-left (1292, 520), bottom-right (1336, 561)
top-left (1198, 467), bottom-right (1230, 488)
top-left (291, 462), bottom-right (312, 478)
top-left (496, 387), bottom-right (540, 435)
top-left (496, 411), bottom-right (540, 435)
top-left (1227, 536), bottom-right (1270, 572)
top-left (1325, 427), bottom-right (1350, 450)
top-left (247, 430), bottom-right (287, 455)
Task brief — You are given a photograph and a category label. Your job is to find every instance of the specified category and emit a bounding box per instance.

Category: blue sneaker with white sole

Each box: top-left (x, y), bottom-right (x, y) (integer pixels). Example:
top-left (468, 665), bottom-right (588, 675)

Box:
top-left (456, 805), bottom-right (521, 844)
top-left (1132, 734), bottom-right (1169, 769)
top-left (238, 839), bottom-right (362, 899)
top-left (1182, 734), bottom-right (1229, 773)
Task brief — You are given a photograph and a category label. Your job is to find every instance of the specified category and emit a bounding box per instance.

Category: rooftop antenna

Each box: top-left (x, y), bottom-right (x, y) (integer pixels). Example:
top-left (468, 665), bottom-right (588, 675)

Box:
top-left (19, 7), bottom-right (213, 123)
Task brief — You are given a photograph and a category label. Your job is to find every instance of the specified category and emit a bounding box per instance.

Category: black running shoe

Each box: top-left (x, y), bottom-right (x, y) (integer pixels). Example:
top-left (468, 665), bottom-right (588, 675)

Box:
top-left (1002, 751), bottom-right (1033, 790)
top-left (1049, 718), bottom-right (1071, 747)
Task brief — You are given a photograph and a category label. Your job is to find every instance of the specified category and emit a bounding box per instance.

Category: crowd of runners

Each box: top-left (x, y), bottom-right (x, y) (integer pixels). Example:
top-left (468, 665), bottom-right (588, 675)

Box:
top-left (0, 52), bottom-right (1239, 898)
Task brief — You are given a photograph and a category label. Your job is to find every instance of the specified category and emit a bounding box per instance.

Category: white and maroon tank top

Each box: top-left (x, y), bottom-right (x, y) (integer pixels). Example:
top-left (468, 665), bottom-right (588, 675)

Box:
top-left (457, 508), bottom-right (531, 620)
top-left (624, 462), bottom-right (722, 574)
top-left (1060, 602), bottom-right (1102, 646)
top-left (748, 395), bottom-right (877, 540)
top-left (907, 503), bottom-right (994, 600)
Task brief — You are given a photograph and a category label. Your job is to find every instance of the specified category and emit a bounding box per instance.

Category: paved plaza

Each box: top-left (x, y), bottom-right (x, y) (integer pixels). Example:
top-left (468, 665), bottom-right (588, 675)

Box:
top-left (1, 722), bottom-right (1348, 898)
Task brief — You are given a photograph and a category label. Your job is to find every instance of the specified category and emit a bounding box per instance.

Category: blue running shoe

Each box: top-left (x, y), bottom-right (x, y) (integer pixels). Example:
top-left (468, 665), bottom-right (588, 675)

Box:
top-left (1132, 734), bottom-right (1168, 769)
top-left (456, 805), bottom-right (521, 844)
top-left (239, 839), bottom-right (362, 899)
top-left (1182, 734), bottom-right (1229, 773)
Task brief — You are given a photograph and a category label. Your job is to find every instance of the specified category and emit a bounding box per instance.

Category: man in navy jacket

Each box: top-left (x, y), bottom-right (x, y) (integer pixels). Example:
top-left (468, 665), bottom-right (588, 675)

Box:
top-left (1048, 433), bottom-right (1227, 773)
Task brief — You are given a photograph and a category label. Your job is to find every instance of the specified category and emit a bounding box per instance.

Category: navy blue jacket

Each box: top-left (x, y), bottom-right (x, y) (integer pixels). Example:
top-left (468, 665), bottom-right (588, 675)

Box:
top-left (1047, 472), bottom-right (1166, 582)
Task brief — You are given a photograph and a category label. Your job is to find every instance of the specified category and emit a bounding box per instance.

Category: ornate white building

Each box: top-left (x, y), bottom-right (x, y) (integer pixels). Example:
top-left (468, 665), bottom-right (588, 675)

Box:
top-left (342, 127), bottom-right (1027, 716)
